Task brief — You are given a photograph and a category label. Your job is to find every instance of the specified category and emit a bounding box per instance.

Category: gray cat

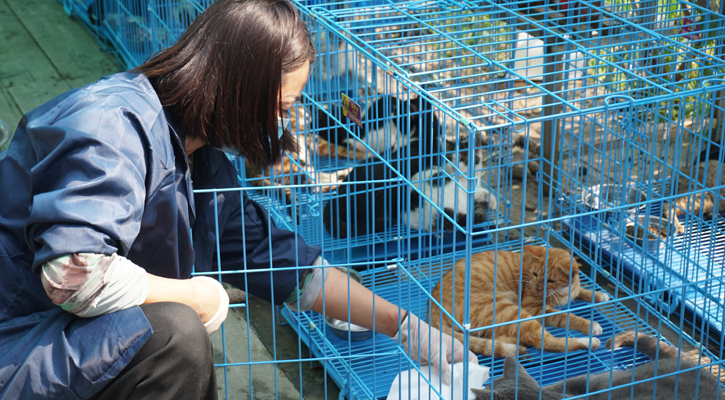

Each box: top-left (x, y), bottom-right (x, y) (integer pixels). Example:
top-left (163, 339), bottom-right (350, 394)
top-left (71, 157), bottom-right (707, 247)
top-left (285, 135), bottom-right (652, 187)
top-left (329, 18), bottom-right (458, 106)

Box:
top-left (473, 331), bottom-right (721, 399)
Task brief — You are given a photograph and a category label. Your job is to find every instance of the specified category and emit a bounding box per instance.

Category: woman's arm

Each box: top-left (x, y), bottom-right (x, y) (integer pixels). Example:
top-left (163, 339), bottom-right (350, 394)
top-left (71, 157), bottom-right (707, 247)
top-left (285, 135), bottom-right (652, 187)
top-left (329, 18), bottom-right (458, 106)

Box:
top-left (309, 267), bottom-right (477, 386)
top-left (42, 253), bottom-right (227, 333)
top-left (144, 274), bottom-right (224, 324)
top-left (309, 267), bottom-right (405, 337)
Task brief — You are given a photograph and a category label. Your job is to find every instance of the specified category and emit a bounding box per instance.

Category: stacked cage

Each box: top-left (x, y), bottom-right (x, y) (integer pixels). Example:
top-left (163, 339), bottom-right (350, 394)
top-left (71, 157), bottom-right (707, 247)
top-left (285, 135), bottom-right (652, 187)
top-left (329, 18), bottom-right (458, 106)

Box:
top-left (59, 0), bottom-right (725, 398)
top-left (280, 0), bottom-right (725, 399)
top-left (63, 0), bottom-right (212, 70)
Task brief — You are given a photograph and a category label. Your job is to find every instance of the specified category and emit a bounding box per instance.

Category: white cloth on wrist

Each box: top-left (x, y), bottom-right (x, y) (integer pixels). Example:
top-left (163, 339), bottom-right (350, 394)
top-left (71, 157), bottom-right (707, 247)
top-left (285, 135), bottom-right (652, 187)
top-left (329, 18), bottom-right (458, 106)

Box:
top-left (41, 253), bottom-right (149, 318)
top-left (285, 256), bottom-right (328, 312)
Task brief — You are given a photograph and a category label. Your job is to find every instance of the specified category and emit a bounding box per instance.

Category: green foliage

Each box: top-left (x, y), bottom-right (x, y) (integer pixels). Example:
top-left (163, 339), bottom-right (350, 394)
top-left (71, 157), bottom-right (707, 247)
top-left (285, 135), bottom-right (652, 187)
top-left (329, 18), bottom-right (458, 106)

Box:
top-left (585, 0), bottom-right (724, 120)
top-left (424, 10), bottom-right (511, 66)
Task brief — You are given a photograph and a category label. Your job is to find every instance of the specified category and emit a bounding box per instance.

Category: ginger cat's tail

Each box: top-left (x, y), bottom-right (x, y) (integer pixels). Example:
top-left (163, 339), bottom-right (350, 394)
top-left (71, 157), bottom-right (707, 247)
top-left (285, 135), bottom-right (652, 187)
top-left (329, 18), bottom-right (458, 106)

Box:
top-left (607, 331), bottom-right (680, 360)
top-left (430, 312), bottom-right (526, 358)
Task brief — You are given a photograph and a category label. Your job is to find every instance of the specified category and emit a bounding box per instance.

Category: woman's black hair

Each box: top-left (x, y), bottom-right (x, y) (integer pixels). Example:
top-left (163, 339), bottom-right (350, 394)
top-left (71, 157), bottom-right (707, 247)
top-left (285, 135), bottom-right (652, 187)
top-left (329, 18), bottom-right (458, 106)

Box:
top-left (136, 0), bottom-right (315, 167)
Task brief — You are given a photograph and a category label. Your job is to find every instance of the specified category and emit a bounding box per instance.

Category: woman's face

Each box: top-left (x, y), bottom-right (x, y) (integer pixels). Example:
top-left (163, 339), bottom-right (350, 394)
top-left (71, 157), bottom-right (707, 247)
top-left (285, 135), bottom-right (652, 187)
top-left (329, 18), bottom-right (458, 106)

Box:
top-left (280, 62), bottom-right (310, 116)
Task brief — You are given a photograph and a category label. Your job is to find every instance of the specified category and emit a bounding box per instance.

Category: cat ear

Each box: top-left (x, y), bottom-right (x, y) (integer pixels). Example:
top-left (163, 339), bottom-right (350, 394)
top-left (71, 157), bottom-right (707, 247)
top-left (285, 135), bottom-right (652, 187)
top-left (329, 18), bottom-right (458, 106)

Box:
top-left (471, 388), bottom-right (492, 400)
top-left (522, 251), bottom-right (542, 268)
top-left (502, 356), bottom-right (520, 378)
top-left (503, 356), bottom-right (540, 388)
top-left (522, 246), bottom-right (547, 258)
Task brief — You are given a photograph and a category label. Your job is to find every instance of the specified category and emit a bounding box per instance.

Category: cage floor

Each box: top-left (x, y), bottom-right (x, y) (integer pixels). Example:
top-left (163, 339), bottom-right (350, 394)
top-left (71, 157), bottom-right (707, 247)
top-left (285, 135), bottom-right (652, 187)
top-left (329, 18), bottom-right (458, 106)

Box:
top-left (562, 212), bottom-right (725, 344)
top-left (280, 250), bottom-right (674, 399)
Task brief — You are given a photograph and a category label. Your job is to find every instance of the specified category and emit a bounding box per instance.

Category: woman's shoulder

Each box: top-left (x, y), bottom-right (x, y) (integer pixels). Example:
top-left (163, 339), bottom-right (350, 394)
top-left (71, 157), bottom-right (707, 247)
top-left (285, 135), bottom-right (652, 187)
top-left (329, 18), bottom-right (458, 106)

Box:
top-left (20, 71), bottom-right (174, 167)
top-left (85, 71), bottom-right (157, 100)
top-left (25, 72), bottom-right (163, 130)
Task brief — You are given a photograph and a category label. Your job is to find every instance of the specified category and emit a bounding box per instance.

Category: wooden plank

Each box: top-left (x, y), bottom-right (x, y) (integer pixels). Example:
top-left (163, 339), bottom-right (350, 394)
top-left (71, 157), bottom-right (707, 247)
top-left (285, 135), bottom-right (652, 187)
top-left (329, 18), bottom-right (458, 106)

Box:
top-left (6, 0), bottom-right (117, 89)
top-left (0, 86), bottom-right (22, 126)
top-left (0, 0), bottom-right (71, 114)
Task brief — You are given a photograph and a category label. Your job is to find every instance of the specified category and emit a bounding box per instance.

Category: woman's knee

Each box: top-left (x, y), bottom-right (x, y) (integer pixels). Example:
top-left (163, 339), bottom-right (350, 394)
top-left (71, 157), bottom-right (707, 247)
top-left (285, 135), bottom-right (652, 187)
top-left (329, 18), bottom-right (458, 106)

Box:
top-left (140, 302), bottom-right (213, 366)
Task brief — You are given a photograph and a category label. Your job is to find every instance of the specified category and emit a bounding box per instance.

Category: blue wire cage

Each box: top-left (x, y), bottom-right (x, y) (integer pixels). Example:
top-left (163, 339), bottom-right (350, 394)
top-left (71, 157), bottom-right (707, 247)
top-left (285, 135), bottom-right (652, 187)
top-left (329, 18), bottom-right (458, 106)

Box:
top-left (60, 0), bottom-right (725, 398)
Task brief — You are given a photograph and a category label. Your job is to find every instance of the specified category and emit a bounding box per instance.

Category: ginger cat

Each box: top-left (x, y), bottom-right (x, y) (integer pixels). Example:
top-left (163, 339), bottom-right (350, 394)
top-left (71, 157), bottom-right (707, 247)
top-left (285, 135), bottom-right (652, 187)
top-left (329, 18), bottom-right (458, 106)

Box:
top-left (429, 246), bottom-right (610, 358)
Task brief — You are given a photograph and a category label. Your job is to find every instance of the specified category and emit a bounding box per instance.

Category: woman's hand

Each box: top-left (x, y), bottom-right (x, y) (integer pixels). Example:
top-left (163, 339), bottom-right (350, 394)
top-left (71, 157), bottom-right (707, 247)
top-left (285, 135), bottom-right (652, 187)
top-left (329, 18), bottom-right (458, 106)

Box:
top-left (144, 274), bottom-right (229, 334)
top-left (309, 267), bottom-right (477, 384)
top-left (191, 276), bottom-right (229, 334)
top-left (393, 312), bottom-right (478, 385)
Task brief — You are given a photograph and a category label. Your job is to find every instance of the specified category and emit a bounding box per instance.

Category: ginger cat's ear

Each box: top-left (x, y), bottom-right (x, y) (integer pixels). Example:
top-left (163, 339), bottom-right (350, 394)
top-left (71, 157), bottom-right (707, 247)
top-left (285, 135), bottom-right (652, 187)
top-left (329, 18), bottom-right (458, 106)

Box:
top-left (522, 246), bottom-right (547, 258)
top-left (521, 251), bottom-right (542, 268)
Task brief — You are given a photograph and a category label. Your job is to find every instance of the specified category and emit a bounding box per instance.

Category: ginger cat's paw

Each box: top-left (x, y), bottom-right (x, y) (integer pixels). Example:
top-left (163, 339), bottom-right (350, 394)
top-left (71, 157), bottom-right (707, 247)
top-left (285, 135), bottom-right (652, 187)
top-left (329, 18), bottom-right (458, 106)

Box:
top-left (498, 342), bottom-right (527, 358)
top-left (594, 291), bottom-right (610, 303)
top-left (574, 337), bottom-right (601, 350)
top-left (591, 321), bottom-right (603, 336)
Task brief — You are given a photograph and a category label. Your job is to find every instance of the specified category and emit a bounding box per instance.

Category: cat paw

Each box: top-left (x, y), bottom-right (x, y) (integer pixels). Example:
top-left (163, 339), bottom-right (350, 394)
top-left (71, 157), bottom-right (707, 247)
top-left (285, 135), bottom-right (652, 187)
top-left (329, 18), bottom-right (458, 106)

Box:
top-left (594, 292), bottom-right (610, 303)
top-left (471, 187), bottom-right (497, 225)
top-left (575, 337), bottom-right (601, 350)
top-left (443, 208), bottom-right (457, 232)
top-left (591, 321), bottom-right (603, 336)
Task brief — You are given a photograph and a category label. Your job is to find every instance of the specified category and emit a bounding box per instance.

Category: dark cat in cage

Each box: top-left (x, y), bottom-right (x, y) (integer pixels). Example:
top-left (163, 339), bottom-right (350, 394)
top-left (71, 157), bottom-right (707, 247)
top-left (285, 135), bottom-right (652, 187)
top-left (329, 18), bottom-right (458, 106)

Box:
top-left (317, 94), bottom-right (498, 239)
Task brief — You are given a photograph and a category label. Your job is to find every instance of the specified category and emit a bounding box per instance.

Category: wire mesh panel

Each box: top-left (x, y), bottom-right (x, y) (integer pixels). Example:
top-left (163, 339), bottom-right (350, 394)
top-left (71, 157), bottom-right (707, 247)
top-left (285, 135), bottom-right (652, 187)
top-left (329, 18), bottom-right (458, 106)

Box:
top-left (283, 0), bottom-right (725, 399)
top-left (59, 0), bottom-right (725, 398)
top-left (98, 0), bottom-right (214, 69)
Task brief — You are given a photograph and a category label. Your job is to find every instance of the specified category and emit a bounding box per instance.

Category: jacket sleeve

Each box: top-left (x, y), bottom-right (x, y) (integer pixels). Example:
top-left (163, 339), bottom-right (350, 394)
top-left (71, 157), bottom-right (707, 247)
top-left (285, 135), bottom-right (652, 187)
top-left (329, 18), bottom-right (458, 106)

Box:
top-left (22, 107), bottom-right (149, 272)
top-left (192, 148), bottom-right (322, 305)
top-left (215, 190), bottom-right (322, 305)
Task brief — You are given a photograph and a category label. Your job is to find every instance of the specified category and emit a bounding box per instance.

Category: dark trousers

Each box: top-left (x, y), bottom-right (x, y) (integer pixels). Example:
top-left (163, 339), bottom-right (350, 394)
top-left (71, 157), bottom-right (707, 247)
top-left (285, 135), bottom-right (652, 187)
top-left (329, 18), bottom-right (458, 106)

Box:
top-left (90, 302), bottom-right (217, 400)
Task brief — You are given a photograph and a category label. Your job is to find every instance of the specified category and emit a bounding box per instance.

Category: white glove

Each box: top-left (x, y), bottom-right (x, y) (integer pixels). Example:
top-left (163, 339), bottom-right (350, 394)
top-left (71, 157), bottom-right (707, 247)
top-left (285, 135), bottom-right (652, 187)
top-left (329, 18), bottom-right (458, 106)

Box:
top-left (192, 276), bottom-right (230, 335)
top-left (393, 312), bottom-right (478, 385)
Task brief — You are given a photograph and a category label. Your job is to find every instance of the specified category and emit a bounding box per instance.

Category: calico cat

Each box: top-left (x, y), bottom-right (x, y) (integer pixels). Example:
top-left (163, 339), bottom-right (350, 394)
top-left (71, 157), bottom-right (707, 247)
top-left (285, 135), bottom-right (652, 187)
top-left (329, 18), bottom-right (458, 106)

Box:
top-left (429, 246), bottom-right (610, 358)
top-left (320, 95), bottom-right (497, 238)
top-left (663, 159), bottom-right (725, 233)
top-left (314, 95), bottom-right (405, 161)
top-left (243, 107), bottom-right (351, 207)
top-left (473, 331), bottom-right (722, 399)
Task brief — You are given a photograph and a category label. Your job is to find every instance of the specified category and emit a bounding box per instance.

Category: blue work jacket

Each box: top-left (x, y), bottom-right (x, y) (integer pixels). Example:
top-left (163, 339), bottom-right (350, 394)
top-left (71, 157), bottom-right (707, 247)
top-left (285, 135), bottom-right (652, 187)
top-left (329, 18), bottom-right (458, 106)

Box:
top-left (0, 72), bottom-right (320, 399)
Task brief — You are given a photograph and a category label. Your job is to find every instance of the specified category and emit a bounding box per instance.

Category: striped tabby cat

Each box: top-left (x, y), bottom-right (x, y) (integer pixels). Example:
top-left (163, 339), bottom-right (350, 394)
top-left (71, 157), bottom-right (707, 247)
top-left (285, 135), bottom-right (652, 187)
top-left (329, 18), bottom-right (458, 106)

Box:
top-left (663, 160), bottom-right (725, 233)
top-left (429, 246), bottom-right (610, 358)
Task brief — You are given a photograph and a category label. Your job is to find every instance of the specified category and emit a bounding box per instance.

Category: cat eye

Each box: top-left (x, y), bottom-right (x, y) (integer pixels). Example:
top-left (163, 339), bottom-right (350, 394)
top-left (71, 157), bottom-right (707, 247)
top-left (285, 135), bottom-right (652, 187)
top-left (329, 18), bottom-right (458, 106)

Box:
top-left (548, 279), bottom-right (556, 284)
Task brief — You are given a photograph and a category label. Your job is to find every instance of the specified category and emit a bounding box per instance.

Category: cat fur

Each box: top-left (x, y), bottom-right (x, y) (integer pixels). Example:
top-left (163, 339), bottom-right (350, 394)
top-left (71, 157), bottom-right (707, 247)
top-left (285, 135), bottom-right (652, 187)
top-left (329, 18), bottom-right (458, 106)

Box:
top-left (429, 246), bottom-right (610, 358)
top-left (473, 331), bottom-right (722, 400)
top-left (321, 95), bottom-right (497, 238)
top-left (244, 107), bottom-right (351, 206)
top-left (663, 159), bottom-right (725, 233)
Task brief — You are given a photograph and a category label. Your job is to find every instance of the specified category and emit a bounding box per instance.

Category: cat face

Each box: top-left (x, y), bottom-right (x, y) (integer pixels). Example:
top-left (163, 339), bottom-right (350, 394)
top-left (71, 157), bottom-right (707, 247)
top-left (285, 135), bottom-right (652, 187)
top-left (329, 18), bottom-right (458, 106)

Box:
top-left (445, 136), bottom-right (483, 171)
top-left (524, 247), bottom-right (582, 304)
